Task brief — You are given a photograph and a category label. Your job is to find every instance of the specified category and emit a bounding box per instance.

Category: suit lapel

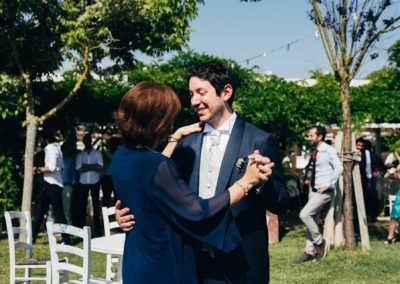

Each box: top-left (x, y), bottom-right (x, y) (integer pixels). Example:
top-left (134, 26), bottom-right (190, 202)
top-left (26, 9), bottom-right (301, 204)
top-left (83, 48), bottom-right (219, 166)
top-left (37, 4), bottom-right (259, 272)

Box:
top-left (188, 132), bottom-right (204, 195)
top-left (215, 116), bottom-right (245, 195)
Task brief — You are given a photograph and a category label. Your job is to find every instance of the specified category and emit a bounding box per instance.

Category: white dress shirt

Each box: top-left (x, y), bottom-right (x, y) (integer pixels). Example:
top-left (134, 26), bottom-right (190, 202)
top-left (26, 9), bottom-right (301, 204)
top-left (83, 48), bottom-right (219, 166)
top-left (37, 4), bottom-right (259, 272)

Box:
top-left (365, 149), bottom-right (372, 179)
top-left (76, 149), bottom-right (103, 184)
top-left (199, 112), bottom-right (237, 199)
top-left (43, 142), bottom-right (64, 187)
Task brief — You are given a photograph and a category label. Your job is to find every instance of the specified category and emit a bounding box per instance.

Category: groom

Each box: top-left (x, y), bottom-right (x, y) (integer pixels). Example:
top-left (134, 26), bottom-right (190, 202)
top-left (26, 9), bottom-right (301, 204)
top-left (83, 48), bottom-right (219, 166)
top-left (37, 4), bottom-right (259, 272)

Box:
top-left (116, 61), bottom-right (289, 283)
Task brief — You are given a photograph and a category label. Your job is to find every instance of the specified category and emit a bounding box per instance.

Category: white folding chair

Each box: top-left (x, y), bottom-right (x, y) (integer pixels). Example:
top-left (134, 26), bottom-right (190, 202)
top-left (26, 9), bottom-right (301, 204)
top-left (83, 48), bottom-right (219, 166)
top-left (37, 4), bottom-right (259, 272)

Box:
top-left (46, 222), bottom-right (113, 284)
top-left (102, 206), bottom-right (120, 281)
top-left (5, 211), bottom-right (51, 284)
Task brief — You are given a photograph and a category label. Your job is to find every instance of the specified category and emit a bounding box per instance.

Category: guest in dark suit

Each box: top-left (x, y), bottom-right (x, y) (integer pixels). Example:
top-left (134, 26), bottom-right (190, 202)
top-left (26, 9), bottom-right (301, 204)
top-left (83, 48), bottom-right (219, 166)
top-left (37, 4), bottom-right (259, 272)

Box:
top-left (112, 81), bottom-right (272, 284)
top-left (116, 62), bottom-right (289, 283)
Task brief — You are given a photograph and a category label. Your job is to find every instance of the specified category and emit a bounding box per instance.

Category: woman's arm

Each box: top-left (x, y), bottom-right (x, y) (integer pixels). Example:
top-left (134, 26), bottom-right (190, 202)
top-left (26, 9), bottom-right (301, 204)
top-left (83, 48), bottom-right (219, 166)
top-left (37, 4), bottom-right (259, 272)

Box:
top-left (145, 152), bottom-right (272, 252)
top-left (151, 151), bottom-right (272, 219)
top-left (162, 122), bottom-right (202, 157)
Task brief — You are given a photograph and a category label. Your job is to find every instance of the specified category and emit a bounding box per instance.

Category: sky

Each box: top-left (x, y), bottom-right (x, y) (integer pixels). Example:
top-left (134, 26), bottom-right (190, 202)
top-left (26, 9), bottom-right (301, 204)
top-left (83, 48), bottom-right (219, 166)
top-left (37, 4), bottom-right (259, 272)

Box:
top-left (141, 0), bottom-right (400, 79)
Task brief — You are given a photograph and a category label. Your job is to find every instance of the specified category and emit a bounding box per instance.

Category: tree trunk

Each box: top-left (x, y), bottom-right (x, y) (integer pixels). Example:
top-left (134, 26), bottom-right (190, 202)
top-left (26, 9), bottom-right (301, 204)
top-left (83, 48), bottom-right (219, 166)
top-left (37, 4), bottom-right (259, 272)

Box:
top-left (21, 116), bottom-right (38, 214)
top-left (340, 80), bottom-right (356, 251)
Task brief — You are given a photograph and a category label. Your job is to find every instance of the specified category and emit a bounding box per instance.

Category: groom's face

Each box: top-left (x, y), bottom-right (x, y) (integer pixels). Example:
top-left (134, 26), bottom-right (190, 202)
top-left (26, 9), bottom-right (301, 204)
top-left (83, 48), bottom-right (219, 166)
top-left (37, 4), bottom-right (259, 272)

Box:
top-left (189, 76), bottom-right (227, 128)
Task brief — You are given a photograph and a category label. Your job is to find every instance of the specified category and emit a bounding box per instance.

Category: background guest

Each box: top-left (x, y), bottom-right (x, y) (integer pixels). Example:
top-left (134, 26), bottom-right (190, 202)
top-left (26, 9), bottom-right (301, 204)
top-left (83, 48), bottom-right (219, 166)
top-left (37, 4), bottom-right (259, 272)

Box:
top-left (75, 133), bottom-right (103, 237)
top-left (32, 130), bottom-right (70, 244)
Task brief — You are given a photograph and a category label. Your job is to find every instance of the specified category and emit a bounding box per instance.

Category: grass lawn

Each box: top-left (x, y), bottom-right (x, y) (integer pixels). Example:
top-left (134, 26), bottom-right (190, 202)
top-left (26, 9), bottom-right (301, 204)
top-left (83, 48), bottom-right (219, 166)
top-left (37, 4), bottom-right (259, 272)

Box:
top-left (270, 214), bottom-right (400, 283)
top-left (1, 214), bottom-right (399, 283)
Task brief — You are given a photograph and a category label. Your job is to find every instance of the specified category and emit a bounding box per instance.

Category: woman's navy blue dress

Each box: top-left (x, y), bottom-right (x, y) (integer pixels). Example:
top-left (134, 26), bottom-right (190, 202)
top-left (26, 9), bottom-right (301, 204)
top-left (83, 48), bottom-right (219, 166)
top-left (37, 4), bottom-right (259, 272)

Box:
top-left (111, 146), bottom-right (241, 284)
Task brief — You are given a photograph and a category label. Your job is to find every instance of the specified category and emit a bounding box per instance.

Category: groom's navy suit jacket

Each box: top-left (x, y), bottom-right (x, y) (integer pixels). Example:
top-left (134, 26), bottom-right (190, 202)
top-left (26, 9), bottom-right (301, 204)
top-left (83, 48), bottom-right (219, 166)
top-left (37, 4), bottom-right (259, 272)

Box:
top-left (171, 115), bottom-right (289, 284)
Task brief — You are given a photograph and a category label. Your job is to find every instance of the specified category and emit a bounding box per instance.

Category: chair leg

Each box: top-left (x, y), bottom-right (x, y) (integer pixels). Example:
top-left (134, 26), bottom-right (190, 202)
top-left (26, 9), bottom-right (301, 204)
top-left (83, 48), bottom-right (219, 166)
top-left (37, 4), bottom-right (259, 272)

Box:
top-left (24, 267), bottom-right (30, 283)
top-left (117, 255), bottom-right (123, 282)
top-left (62, 271), bottom-right (69, 282)
top-left (10, 267), bottom-right (15, 284)
top-left (46, 261), bottom-right (51, 284)
top-left (106, 254), bottom-right (112, 280)
top-left (62, 257), bottom-right (69, 282)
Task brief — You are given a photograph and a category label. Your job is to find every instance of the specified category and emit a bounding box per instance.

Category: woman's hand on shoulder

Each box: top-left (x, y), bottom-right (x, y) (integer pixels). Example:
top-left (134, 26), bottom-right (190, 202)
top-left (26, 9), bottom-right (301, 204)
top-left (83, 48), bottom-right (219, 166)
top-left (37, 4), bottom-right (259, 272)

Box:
top-left (171, 122), bottom-right (203, 141)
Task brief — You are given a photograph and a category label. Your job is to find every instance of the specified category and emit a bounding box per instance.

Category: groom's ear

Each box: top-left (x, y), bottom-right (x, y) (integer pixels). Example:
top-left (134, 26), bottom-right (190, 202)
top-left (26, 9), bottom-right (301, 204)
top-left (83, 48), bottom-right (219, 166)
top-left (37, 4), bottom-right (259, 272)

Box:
top-left (221, 84), bottom-right (233, 103)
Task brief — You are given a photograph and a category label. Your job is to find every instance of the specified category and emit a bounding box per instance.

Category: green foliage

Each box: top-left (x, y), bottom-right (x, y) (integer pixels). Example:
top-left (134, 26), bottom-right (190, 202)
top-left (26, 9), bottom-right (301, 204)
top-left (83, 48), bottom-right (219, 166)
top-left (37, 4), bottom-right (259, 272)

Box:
top-left (352, 67), bottom-right (400, 124)
top-left (388, 39), bottom-right (400, 70)
top-left (0, 0), bottom-right (205, 76)
top-left (0, 74), bottom-right (24, 119)
top-left (61, 0), bottom-right (204, 71)
top-left (0, 155), bottom-right (19, 217)
top-left (236, 71), bottom-right (341, 146)
top-left (0, 0), bottom-right (64, 77)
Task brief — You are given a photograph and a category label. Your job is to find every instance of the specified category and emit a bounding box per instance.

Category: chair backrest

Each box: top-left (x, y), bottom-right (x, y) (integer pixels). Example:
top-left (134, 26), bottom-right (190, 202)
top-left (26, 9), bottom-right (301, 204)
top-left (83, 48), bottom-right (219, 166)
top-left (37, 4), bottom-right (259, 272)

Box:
top-left (46, 222), bottom-right (91, 284)
top-left (102, 207), bottom-right (119, 237)
top-left (5, 211), bottom-right (33, 265)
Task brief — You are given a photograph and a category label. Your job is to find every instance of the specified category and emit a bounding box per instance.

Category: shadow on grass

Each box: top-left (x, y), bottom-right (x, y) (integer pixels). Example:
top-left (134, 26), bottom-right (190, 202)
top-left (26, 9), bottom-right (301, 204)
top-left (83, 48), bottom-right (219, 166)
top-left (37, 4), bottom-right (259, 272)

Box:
top-left (279, 210), bottom-right (304, 241)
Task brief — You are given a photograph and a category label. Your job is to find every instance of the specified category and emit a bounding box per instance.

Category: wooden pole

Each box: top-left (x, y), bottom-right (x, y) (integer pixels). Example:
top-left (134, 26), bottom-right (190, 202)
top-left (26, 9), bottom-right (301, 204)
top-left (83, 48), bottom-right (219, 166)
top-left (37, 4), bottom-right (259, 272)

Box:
top-left (352, 133), bottom-right (370, 251)
top-left (334, 175), bottom-right (345, 247)
top-left (323, 189), bottom-right (336, 256)
top-left (334, 131), bottom-right (345, 247)
top-left (267, 211), bottom-right (279, 244)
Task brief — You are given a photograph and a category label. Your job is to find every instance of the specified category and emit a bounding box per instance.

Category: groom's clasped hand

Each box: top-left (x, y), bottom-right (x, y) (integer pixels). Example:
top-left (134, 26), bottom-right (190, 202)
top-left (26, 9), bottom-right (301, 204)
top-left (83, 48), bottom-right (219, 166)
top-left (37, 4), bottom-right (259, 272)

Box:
top-left (248, 149), bottom-right (275, 183)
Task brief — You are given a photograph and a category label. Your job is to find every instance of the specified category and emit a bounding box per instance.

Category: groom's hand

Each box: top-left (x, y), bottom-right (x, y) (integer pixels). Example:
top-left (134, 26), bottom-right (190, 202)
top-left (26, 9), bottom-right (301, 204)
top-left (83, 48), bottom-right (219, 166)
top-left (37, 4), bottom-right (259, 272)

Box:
top-left (248, 150), bottom-right (274, 182)
top-left (115, 200), bottom-right (135, 232)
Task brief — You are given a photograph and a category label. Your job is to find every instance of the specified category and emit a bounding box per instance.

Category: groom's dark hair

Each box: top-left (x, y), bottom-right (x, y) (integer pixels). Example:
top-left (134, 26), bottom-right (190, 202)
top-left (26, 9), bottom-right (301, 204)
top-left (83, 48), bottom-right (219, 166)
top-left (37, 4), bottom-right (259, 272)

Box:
top-left (188, 61), bottom-right (235, 106)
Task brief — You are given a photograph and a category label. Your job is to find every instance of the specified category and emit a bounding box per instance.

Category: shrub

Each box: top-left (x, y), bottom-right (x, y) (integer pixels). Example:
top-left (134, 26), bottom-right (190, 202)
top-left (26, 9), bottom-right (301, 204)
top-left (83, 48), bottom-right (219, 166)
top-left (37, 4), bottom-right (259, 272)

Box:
top-left (0, 154), bottom-right (19, 217)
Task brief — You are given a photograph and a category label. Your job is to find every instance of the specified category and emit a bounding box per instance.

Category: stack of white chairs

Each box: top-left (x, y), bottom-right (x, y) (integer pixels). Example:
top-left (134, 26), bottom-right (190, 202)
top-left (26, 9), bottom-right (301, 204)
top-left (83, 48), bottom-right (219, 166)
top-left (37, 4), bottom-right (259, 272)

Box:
top-left (5, 211), bottom-right (51, 283)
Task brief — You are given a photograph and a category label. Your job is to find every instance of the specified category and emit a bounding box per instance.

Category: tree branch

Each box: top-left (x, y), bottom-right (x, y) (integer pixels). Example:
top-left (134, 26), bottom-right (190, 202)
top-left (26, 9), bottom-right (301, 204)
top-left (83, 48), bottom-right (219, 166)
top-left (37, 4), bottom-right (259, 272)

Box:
top-left (348, 0), bottom-right (370, 59)
top-left (311, 0), bottom-right (340, 73)
top-left (10, 22), bottom-right (36, 123)
top-left (340, 0), bottom-right (349, 73)
top-left (37, 46), bottom-right (91, 123)
top-left (328, 0), bottom-right (341, 63)
top-left (350, 15), bottom-right (400, 79)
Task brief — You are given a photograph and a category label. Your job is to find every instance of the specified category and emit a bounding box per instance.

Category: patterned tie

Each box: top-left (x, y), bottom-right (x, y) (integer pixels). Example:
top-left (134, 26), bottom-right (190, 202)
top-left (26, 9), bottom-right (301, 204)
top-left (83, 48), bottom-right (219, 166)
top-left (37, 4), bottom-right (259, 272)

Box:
top-left (310, 149), bottom-right (318, 189)
top-left (207, 130), bottom-right (221, 168)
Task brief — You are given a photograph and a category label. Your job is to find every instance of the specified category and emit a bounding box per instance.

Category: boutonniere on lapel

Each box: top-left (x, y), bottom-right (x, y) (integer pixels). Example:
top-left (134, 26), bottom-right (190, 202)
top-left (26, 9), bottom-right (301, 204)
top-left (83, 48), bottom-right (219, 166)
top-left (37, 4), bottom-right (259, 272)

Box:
top-left (235, 157), bottom-right (246, 172)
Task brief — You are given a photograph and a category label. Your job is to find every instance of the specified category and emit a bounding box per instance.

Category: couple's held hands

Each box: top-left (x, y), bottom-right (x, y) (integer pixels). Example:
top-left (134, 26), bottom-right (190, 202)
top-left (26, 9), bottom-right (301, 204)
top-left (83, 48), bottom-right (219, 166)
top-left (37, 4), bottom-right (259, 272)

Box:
top-left (241, 150), bottom-right (274, 190)
top-left (229, 150), bottom-right (274, 204)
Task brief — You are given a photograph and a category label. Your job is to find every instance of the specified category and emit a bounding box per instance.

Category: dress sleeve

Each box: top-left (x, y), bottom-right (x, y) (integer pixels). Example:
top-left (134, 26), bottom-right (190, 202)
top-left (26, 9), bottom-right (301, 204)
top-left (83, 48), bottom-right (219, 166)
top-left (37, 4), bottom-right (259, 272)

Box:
top-left (147, 158), bottom-right (241, 252)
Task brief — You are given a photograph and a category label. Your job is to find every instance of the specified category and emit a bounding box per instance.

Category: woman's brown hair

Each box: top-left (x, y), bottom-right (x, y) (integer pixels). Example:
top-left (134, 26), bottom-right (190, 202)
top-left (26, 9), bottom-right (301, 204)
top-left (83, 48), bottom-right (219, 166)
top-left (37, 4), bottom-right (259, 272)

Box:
top-left (114, 81), bottom-right (181, 148)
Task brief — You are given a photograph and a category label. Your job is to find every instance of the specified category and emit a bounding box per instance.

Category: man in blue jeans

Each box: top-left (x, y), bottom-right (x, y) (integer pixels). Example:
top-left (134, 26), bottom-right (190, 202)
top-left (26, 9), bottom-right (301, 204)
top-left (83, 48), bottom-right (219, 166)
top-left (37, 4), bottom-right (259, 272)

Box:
top-left (293, 125), bottom-right (343, 264)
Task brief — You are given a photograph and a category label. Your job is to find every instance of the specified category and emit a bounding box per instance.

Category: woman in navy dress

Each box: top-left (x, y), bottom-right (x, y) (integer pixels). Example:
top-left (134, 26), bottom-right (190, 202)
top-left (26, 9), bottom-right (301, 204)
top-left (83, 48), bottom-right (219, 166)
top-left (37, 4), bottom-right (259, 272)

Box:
top-left (111, 81), bottom-right (270, 283)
